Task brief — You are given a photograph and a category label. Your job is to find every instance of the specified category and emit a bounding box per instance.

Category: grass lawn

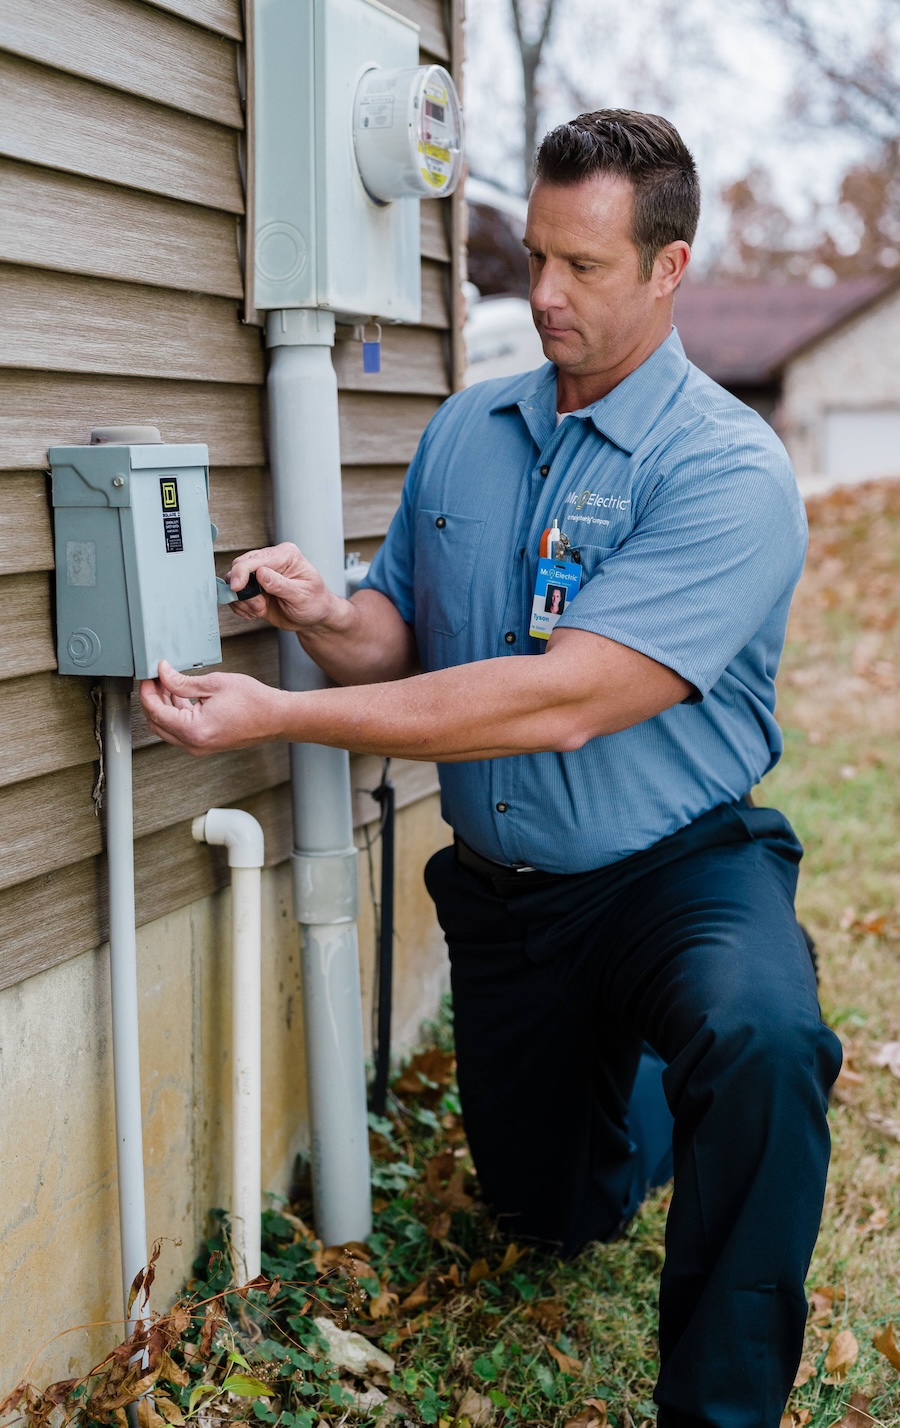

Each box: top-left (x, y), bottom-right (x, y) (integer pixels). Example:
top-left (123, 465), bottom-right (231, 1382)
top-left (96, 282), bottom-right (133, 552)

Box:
top-left (4, 482), bottom-right (899, 1428)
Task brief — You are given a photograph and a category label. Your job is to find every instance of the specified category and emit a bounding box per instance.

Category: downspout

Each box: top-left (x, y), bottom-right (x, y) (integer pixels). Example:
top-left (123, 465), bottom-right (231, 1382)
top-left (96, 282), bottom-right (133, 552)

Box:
top-left (266, 307), bottom-right (372, 1247)
top-left (192, 808), bottom-right (265, 1282)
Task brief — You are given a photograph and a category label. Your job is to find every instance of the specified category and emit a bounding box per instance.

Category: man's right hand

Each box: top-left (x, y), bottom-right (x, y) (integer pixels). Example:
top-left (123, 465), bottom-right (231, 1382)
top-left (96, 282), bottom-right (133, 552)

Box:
top-left (226, 542), bottom-right (418, 687)
top-left (226, 543), bottom-right (348, 635)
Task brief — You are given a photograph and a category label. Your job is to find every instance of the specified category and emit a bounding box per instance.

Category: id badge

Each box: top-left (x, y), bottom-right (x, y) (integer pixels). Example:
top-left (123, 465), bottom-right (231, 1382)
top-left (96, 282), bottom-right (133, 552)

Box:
top-left (529, 557), bottom-right (583, 641)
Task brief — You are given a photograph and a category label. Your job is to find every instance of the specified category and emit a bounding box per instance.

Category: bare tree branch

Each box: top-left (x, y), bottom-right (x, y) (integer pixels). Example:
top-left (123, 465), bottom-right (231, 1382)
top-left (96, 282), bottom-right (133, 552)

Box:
top-left (758, 0), bottom-right (900, 144)
top-left (509, 0), bottom-right (560, 190)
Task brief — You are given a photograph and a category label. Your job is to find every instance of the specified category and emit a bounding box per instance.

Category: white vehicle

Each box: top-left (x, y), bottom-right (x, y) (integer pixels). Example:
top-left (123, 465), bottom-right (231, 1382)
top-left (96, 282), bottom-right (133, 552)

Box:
top-left (464, 177), bottom-right (545, 386)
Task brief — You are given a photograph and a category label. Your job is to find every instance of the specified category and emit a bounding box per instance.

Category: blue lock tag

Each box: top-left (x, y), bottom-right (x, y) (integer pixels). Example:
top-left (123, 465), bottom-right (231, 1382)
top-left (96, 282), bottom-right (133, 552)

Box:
top-left (362, 320), bottom-right (382, 374)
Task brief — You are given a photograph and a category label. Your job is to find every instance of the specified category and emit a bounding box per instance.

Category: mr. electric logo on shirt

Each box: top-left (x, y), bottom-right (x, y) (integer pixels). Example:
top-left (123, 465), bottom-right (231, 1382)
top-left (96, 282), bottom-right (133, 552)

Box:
top-left (565, 488), bottom-right (631, 527)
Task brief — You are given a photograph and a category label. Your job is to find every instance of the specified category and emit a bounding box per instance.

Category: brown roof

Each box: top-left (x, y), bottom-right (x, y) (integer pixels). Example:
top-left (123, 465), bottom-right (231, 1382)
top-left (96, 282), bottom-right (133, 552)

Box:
top-left (674, 278), bottom-right (894, 386)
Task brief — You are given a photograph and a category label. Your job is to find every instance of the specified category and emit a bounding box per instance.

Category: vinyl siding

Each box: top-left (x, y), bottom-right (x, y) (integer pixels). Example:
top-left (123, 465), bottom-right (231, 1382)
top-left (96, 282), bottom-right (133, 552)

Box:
top-left (0, 0), bottom-right (462, 990)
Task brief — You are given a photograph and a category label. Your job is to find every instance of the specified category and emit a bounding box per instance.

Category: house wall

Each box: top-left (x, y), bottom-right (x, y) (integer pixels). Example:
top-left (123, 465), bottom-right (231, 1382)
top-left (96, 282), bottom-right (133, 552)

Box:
top-left (0, 0), bottom-right (464, 1393)
top-left (781, 286), bottom-right (900, 480)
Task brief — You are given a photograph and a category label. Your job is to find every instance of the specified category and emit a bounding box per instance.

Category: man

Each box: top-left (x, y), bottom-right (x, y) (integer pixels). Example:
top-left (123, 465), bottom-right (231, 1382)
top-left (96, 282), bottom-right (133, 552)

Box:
top-left (142, 111), bottom-right (842, 1428)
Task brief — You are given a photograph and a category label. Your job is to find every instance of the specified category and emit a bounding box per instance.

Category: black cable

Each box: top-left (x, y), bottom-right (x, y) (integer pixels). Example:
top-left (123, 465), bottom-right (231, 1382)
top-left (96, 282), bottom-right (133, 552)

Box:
top-left (369, 761), bottom-right (395, 1117)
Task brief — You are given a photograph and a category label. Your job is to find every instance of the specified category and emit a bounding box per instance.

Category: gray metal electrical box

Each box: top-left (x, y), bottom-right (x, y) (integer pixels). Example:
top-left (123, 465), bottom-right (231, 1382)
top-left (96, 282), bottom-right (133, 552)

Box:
top-left (252, 0), bottom-right (422, 321)
top-left (50, 432), bottom-right (222, 680)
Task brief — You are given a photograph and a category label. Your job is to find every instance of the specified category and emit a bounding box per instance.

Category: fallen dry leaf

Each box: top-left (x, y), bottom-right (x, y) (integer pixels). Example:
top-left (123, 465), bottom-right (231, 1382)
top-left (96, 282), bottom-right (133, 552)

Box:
top-left (866, 1111), bottom-right (900, 1144)
top-left (873, 1321), bottom-right (900, 1370)
top-left (391, 1309), bottom-right (432, 1344)
top-left (159, 1352), bottom-right (189, 1389)
top-left (468, 1257), bottom-right (490, 1286)
top-left (873, 1041), bottom-right (900, 1078)
top-left (493, 1242), bottom-right (527, 1276)
top-left (780, 1411), bottom-right (810, 1427)
top-left (858, 911), bottom-right (889, 934)
top-left (456, 1387), bottom-right (494, 1426)
top-left (423, 1152), bottom-right (475, 1211)
top-left (135, 1399), bottom-right (166, 1428)
top-left (368, 1285), bottom-right (399, 1320)
top-left (434, 1262), bottom-right (463, 1295)
top-left (857, 1205), bottom-right (889, 1238)
top-left (824, 1329), bottom-right (859, 1381)
top-left (793, 1360), bottom-right (816, 1387)
top-left (315, 1244), bottom-right (372, 1279)
top-left (546, 1343), bottom-right (583, 1375)
top-left (526, 1299), bottom-right (566, 1335)
top-left (565, 1402), bottom-right (609, 1428)
top-left (393, 1048), bottom-right (456, 1102)
top-left (809, 1286), bottom-right (844, 1322)
top-left (428, 1210), bottom-right (452, 1242)
top-left (399, 1278), bottom-right (431, 1312)
top-left (828, 1391), bottom-right (873, 1427)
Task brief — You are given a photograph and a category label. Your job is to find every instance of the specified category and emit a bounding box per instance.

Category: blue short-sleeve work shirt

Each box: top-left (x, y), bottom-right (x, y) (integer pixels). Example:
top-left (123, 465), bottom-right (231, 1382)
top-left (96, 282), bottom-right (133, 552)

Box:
top-left (361, 328), bottom-right (807, 873)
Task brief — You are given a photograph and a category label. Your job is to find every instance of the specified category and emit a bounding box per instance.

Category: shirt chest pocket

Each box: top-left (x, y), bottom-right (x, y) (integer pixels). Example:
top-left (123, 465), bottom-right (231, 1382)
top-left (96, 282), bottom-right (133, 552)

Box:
top-left (572, 542), bottom-right (619, 582)
top-left (415, 509), bottom-right (486, 636)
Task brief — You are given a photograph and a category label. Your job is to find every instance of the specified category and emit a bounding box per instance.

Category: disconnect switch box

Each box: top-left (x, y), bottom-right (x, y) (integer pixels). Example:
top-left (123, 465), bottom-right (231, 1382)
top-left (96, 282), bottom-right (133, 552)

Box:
top-left (50, 430), bottom-right (222, 680)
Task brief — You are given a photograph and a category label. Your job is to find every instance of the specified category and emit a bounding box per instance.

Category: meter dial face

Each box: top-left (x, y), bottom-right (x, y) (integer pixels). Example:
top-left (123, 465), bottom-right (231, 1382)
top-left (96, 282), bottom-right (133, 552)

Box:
top-left (416, 68), bottom-right (463, 196)
top-left (353, 64), bottom-right (464, 202)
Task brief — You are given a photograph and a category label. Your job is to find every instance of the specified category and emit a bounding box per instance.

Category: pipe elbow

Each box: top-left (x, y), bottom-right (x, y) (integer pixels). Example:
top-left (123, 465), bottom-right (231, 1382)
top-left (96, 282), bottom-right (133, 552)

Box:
top-left (193, 808), bottom-right (265, 868)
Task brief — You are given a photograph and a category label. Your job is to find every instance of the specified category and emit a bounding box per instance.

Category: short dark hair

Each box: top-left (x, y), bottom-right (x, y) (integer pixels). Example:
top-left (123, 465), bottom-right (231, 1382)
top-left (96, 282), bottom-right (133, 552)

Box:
top-left (533, 110), bottom-right (700, 281)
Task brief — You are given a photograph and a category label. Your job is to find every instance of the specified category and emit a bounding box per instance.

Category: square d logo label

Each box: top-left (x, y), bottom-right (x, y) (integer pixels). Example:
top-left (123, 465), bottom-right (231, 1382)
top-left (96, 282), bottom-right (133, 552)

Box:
top-left (160, 477), bottom-right (179, 511)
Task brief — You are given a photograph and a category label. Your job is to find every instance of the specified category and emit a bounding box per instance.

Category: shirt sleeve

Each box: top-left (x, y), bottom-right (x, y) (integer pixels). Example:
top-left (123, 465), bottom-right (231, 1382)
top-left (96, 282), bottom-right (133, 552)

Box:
top-left (556, 440), bottom-right (807, 697)
top-left (357, 432), bottom-right (430, 625)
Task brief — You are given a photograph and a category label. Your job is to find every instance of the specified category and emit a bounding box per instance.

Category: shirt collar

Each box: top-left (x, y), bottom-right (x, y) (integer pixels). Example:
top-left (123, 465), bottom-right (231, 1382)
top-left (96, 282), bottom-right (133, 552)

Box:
top-left (489, 327), bottom-right (689, 457)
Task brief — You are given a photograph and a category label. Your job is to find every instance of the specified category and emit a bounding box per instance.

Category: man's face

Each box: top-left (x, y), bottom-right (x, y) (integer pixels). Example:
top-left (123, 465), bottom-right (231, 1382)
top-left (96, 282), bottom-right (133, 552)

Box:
top-left (524, 174), bottom-right (671, 381)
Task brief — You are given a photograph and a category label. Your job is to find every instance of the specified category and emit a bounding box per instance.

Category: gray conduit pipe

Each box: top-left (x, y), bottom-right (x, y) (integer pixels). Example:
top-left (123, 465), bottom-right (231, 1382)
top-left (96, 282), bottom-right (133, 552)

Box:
top-left (102, 677), bottom-right (151, 1332)
top-left (266, 307), bottom-right (372, 1247)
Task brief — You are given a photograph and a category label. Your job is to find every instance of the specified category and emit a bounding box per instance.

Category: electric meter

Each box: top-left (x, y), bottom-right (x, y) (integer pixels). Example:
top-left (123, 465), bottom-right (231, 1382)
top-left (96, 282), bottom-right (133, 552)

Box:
top-left (353, 64), bottom-right (463, 203)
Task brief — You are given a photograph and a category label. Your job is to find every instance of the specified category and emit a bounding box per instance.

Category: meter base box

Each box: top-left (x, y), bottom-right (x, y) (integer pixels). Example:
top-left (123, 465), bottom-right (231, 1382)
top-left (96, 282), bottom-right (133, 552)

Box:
top-left (50, 442), bottom-right (222, 680)
top-left (252, 0), bottom-right (422, 321)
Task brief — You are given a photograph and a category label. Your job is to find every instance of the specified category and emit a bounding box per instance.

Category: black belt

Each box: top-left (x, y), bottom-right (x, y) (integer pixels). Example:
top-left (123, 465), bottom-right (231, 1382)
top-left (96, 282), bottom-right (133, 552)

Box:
top-left (454, 835), bottom-right (570, 891)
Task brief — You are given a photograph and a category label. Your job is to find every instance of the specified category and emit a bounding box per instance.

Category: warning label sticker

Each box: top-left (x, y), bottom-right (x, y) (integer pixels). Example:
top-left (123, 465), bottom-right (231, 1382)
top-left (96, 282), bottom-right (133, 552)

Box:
top-left (359, 94), bottom-right (394, 129)
top-left (160, 477), bottom-right (183, 552)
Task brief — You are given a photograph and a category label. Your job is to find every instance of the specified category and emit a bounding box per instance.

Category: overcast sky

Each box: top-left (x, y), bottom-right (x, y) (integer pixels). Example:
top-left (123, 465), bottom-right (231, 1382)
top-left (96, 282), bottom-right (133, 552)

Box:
top-left (462, 0), bottom-right (872, 266)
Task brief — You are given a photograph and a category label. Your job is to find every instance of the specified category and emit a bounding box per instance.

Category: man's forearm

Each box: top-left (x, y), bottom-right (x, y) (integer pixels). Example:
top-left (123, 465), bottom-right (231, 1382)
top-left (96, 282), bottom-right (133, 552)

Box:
top-left (296, 588), bottom-right (419, 686)
top-left (264, 629), bottom-right (690, 762)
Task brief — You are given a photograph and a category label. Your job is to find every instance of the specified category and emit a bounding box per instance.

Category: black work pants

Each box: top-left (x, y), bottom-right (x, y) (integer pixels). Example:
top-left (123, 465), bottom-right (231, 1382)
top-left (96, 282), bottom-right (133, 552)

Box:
top-left (424, 801), bottom-right (843, 1428)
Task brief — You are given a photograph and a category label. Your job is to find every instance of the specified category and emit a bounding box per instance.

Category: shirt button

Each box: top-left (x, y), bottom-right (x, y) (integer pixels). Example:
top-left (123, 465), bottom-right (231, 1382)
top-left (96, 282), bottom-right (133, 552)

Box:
top-left (435, 516), bottom-right (446, 528)
top-left (540, 465), bottom-right (550, 476)
top-left (496, 802), bottom-right (508, 813)
top-left (504, 631), bottom-right (516, 644)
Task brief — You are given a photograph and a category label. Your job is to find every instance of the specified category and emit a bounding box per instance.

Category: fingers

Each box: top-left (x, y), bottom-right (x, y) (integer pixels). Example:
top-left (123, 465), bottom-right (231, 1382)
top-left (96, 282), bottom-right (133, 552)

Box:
top-left (156, 659), bottom-right (216, 699)
top-left (227, 542), bottom-right (305, 590)
top-left (254, 564), bottom-right (295, 598)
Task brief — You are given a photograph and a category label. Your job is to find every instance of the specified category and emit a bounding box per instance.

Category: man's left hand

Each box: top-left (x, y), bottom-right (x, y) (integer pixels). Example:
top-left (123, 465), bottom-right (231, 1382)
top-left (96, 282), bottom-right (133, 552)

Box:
top-left (140, 660), bottom-right (286, 756)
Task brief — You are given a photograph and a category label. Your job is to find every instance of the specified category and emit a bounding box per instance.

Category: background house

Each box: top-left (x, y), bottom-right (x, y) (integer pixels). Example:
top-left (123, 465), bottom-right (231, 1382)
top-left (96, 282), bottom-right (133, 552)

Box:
top-left (0, 0), bottom-right (463, 1389)
top-left (673, 279), bottom-right (900, 485)
top-left (465, 183), bottom-right (900, 487)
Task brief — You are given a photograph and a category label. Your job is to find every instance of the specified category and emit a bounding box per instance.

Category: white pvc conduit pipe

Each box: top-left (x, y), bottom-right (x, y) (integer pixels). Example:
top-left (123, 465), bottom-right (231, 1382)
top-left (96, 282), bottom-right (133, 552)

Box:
top-left (192, 809), bottom-right (265, 1282)
top-left (266, 307), bottom-right (372, 1247)
top-left (102, 677), bottom-right (150, 1333)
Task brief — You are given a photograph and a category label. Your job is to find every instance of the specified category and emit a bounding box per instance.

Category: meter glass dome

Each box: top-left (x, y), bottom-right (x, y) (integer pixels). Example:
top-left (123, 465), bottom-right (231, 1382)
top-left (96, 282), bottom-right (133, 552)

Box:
top-left (353, 64), bottom-right (463, 203)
